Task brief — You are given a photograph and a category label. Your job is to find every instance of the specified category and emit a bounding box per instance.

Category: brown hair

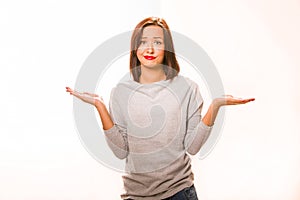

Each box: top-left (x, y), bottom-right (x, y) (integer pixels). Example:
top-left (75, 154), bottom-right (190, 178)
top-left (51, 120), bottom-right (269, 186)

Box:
top-left (130, 17), bottom-right (180, 82)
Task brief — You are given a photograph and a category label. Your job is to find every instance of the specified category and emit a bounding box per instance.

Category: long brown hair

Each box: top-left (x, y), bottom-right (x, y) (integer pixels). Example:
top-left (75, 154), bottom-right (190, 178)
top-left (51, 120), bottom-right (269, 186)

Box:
top-left (130, 17), bottom-right (180, 82)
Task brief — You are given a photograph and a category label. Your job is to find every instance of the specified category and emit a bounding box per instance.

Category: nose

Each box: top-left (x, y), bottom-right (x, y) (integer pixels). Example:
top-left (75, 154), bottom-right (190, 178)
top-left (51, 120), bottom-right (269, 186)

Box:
top-left (146, 43), bottom-right (154, 54)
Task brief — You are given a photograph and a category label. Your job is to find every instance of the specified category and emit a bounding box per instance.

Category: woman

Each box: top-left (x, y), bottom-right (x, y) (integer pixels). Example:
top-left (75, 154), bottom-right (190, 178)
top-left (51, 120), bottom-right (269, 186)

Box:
top-left (66, 17), bottom-right (254, 200)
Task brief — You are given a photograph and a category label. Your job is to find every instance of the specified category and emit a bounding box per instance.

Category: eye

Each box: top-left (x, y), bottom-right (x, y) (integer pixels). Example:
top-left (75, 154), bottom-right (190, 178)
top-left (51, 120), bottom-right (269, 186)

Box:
top-left (154, 41), bottom-right (163, 45)
top-left (140, 40), bottom-right (147, 45)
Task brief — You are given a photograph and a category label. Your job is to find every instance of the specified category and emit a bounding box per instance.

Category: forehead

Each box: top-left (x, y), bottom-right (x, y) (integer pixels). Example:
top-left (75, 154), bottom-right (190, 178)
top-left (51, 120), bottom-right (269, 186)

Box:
top-left (142, 25), bottom-right (164, 38)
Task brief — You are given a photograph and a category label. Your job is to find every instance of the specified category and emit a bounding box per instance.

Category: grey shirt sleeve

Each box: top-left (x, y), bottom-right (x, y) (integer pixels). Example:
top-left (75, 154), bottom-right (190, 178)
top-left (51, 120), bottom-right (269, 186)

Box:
top-left (184, 82), bottom-right (213, 155)
top-left (103, 88), bottom-right (129, 159)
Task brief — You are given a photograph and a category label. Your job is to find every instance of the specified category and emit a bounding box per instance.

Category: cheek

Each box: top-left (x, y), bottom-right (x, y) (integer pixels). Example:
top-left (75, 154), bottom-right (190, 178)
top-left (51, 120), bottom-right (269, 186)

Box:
top-left (136, 50), bottom-right (143, 60)
top-left (136, 48), bottom-right (142, 55)
top-left (158, 50), bottom-right (164, 59)
top-left (158, 49), bottom-right (164, 56)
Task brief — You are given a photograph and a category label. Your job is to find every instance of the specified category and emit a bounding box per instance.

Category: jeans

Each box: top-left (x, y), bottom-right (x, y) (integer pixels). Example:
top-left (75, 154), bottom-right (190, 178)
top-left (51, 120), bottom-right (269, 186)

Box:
top-left (126, 185), bottom-right (198, 200)
top-left (163, 185), bottom-right (198, 200)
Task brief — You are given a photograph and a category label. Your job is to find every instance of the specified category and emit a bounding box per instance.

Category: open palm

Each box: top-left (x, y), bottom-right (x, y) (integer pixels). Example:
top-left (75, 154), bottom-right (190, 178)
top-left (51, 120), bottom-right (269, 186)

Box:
top-left (65, 87), bottom-right (104, 106)
top-left (215, 95), bottom-right (255, 106)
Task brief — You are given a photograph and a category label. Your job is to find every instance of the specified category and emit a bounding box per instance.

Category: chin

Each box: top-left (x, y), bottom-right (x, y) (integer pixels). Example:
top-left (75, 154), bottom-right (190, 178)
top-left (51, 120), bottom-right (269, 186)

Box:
top-left (142, 63), bottom-right (163, 68)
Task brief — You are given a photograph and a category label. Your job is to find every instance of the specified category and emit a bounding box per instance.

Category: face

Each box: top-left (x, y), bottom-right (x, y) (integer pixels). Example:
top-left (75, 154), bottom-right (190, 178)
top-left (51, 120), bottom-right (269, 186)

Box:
top-left (136, 25), bottom-right (165, 68)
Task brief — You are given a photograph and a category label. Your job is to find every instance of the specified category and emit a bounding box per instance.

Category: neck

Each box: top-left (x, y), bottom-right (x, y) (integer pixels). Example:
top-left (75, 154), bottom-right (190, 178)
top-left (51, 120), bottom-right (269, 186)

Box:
top-left (139, 65), bottom-right (166, 84)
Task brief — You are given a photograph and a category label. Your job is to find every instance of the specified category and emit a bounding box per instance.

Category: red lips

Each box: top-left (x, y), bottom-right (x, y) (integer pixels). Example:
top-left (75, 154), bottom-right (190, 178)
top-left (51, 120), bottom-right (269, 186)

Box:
top-left (144, 56), bottom-right (156, 60)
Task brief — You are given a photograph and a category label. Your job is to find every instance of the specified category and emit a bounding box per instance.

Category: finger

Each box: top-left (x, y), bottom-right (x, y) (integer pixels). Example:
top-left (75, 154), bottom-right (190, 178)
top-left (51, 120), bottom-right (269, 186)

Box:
top-left (83, 92), bottom-right (99, 97)
top-left (66, 87), bottom-right (74, 92)
top-left (241, 98), bottom-right (255, 103)
top-left (71, 91), bottom-right (85, 100)
top-left (66, 89), bottom-right (73, 95)
top-left (236, 98), bottom-right (255, 104)
top-left (71, 90), bottom-right (83, 97)
top-left (70, 91), bottom-right (78, 96)
top-left (66, 89), bottom-right (73, 94)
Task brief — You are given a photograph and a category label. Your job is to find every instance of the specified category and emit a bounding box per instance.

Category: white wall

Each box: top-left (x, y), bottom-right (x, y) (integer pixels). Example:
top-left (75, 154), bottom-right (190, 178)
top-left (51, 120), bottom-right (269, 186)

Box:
top-left (1, 0), bottom-right (299, 199)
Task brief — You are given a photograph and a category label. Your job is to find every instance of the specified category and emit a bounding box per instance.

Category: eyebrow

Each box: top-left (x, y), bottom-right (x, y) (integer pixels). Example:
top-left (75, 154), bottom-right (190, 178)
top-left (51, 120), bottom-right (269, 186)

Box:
top-left (141, 37), bottom-right (163, 39)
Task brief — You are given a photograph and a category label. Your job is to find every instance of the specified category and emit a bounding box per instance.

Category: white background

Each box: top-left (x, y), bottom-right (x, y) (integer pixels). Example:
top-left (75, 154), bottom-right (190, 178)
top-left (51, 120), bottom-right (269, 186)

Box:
top-left (1, 0), bottom-right (300, 199)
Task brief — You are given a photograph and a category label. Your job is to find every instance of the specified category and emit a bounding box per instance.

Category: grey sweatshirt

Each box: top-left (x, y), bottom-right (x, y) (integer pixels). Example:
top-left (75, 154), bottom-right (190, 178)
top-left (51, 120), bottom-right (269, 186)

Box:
top-left (104, 75), bottom-right (213, 199)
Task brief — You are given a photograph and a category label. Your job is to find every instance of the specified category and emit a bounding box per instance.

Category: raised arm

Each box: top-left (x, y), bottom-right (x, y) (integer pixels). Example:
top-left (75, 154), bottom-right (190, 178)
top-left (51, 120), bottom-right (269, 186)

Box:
top-left (202, 95), bottom-right (255, 126)
top-left (65, 87), bottom-right (114, 130)
top-left (184, 82), bottom-right (255, 155)
top-left (66, 87), bottom-right (128, 159)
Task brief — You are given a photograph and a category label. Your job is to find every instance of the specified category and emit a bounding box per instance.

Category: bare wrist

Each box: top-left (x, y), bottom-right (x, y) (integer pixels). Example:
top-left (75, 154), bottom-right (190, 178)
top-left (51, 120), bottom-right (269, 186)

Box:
top-left (95, 101), bottom-right (105, 110)
top-left (212, 99), bottom-right (223, 109)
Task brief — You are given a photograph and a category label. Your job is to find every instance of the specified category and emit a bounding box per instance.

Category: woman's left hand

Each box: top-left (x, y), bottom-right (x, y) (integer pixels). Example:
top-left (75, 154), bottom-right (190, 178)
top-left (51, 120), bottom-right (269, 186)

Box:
top-left (213, 95), bottom-right (255, 108)
top-left (202, 95), bottom-right (255, 127)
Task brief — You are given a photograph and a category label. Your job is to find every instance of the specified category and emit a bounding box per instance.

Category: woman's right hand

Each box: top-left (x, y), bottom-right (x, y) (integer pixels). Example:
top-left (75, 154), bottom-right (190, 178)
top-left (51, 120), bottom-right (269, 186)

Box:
top-left (66, 87), bottom-right (104, 107)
